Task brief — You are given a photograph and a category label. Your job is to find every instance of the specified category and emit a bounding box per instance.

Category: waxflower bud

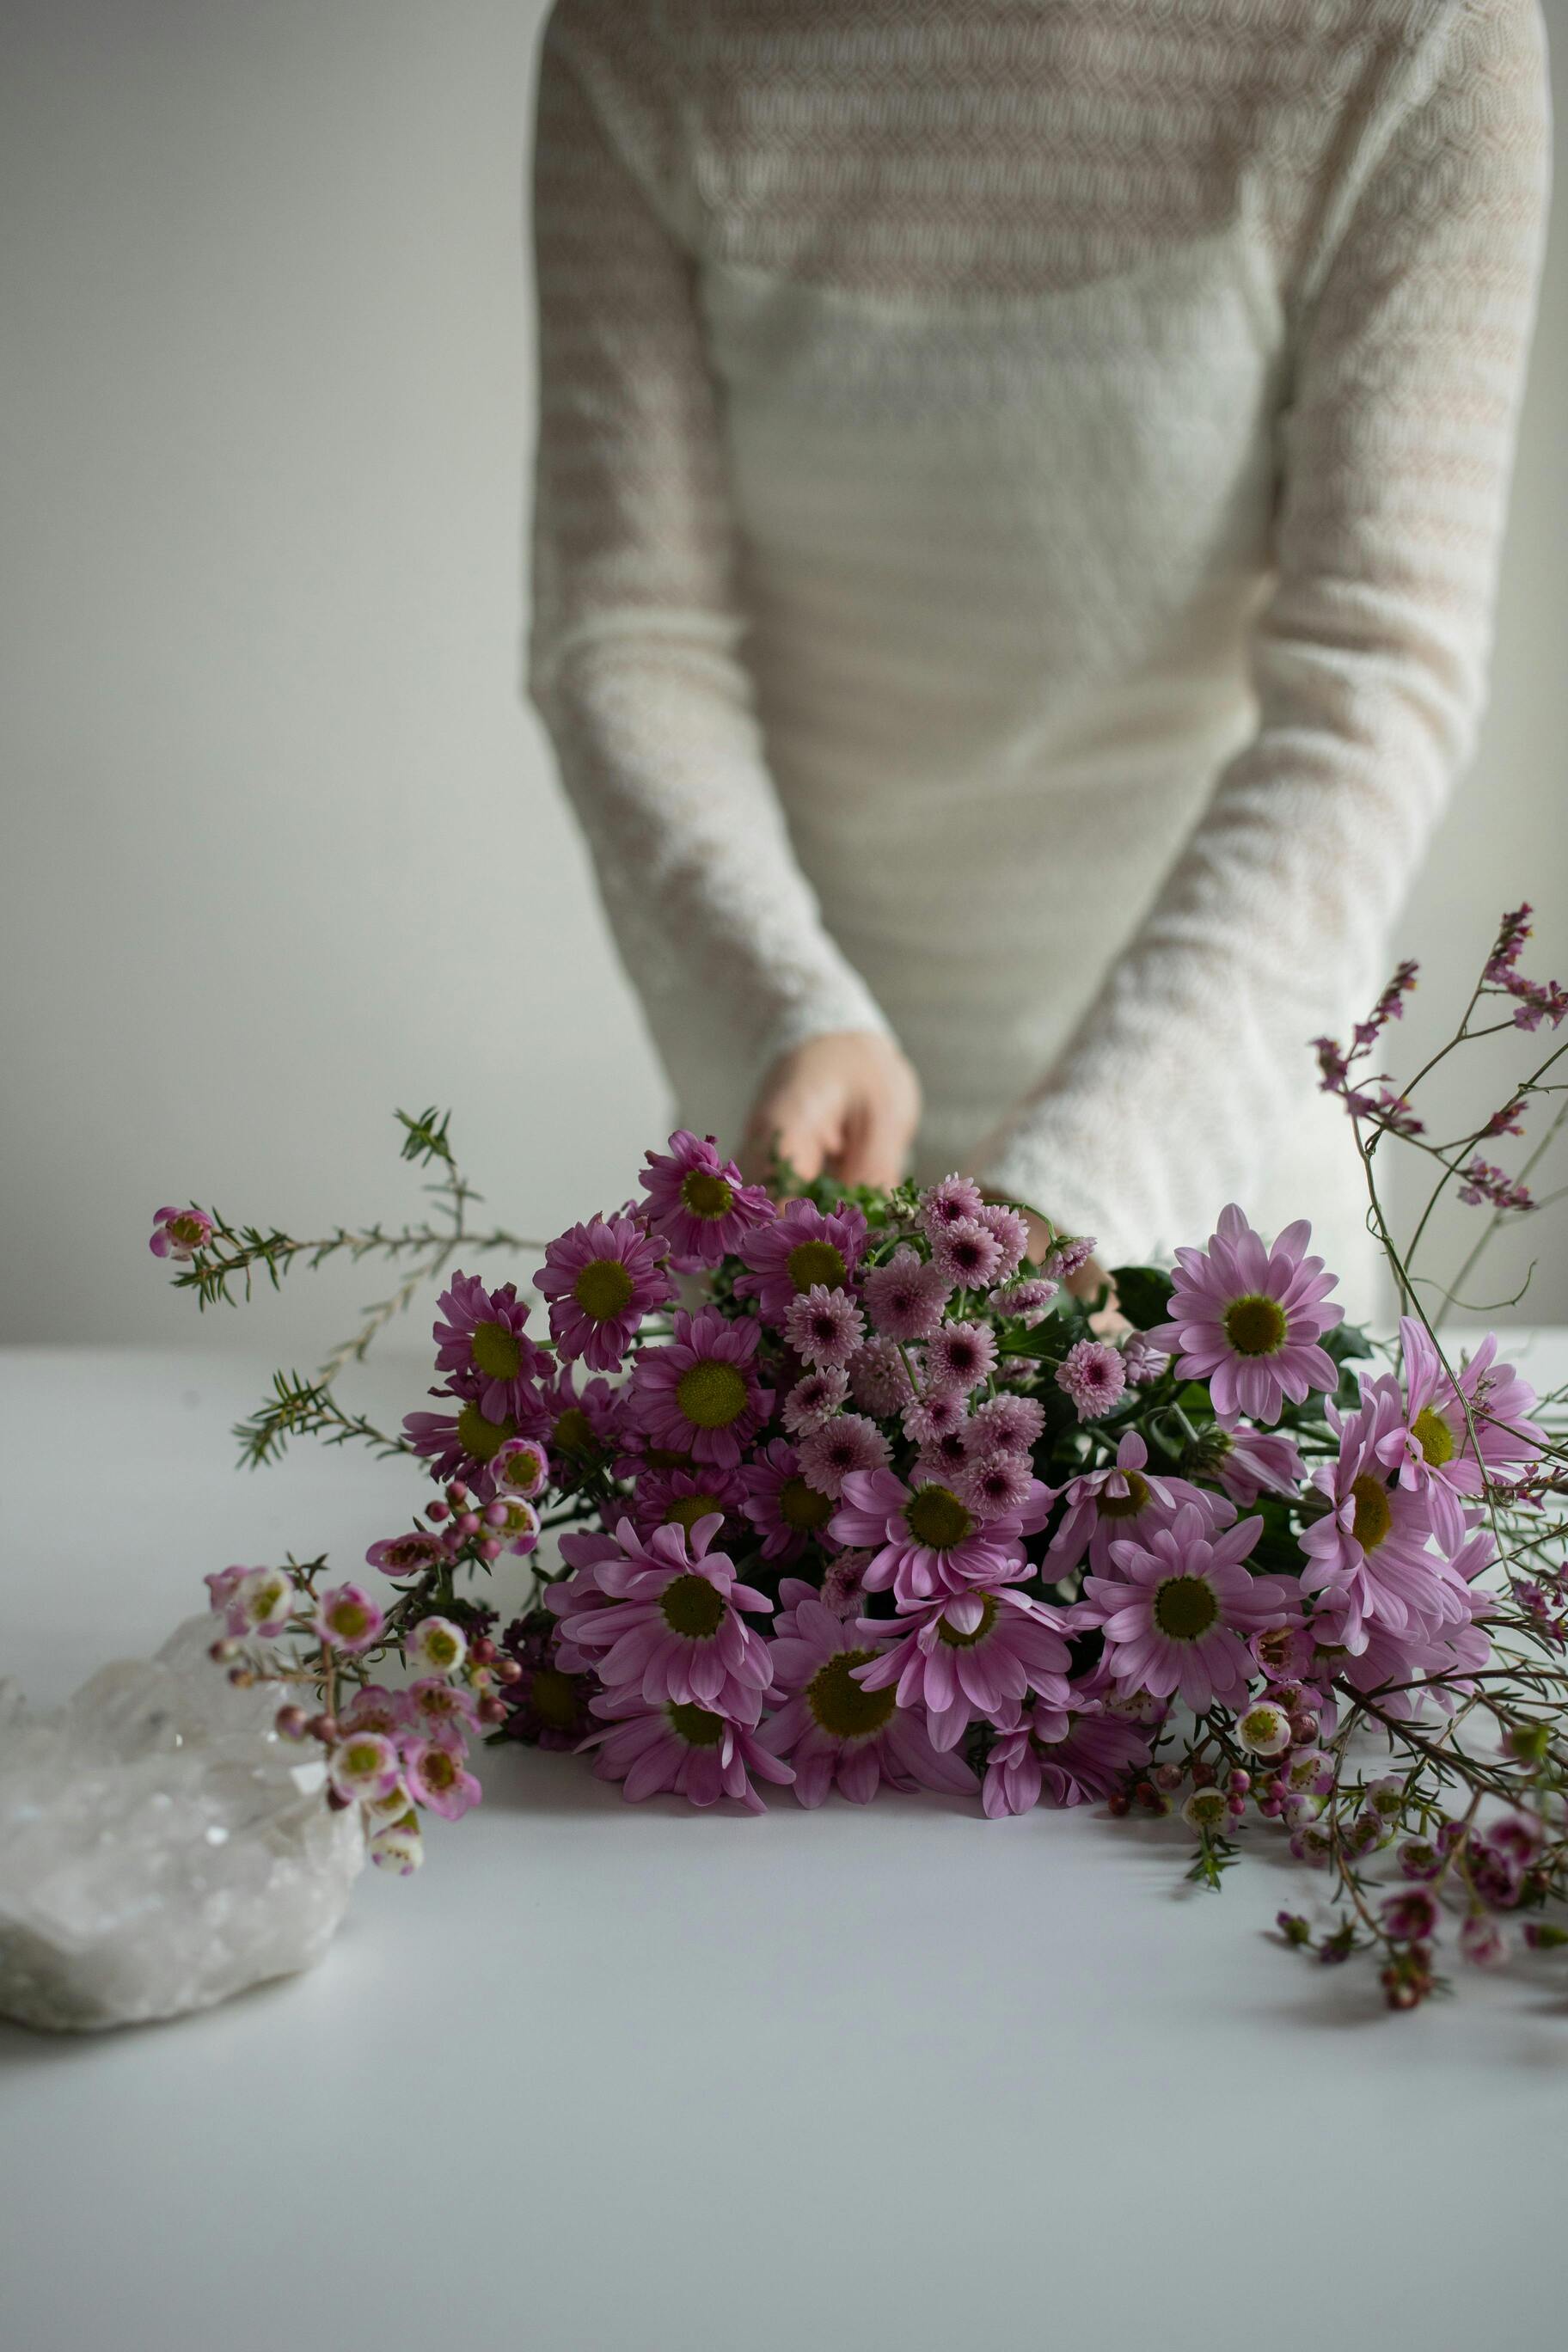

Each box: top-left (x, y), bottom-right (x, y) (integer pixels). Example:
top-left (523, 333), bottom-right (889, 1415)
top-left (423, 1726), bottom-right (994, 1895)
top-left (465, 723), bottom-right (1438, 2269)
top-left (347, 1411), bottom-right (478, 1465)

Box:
top-left (1276, 1911), bottom-right (1312, 1947)
top-left (275, 1705), bottom-right (308, 1740)
top-left (1505, 1721), bottom-right (1551, 1765)
top-left (478, 1539), bottom-right (503, 1563)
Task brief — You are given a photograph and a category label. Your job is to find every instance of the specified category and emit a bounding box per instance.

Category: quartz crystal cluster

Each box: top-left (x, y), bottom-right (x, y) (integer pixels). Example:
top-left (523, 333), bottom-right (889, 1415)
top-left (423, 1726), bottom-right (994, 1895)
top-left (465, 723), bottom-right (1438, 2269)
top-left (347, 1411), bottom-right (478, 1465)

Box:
top-left (0, 1616), bottom-right (363, 2032)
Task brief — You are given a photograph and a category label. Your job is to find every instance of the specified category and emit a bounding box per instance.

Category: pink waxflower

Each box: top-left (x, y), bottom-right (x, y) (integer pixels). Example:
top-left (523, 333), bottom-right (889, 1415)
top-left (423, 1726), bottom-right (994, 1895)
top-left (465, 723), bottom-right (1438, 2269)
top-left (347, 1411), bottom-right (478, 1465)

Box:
top-left (848, 1336), bottom-right (917, 1416)
top-left (761, 1581), bottom-right (977, 1806)
top-left (782, 1366), bottom-right (851, 1435)
top-left (796, 1412), bottom-right (892, 1499)
top-left (739, 1441), bottom-right (836, 1561)
top-left (1150, 1204), bottom-right (1342, 1424)
top-left (368, 1816), bottom-right (424, 1874)
top-left (340, 1685), bottom-right (413, 1739)
top-left (930, 1217), bottom-right (1005, 1289)
top-left (315, 1582), bottom-right (385, 1653)
top-left (328, 1731), bottom-right (403, 1804)
top-left (403, 1677), bottom-right (480, 1749)
top-left (1205, 1415), bottom-right (1305, 1508)
top-left (918, 1173), bottom-right (987, 1240)
top-left (583, 1689), bottom-right (795, 1812)
top-left (1375, 1317), bottom-right (1546, 1550)
top-left (830, 1464), bottom-right (1050, 1606)
top-left (1045, 1431), bottom-right (1217, 1578)
top-left (981, 1700), bottom-right (1153, 1816)
top-left (784, 1283), bottom-right (866, 1369)
top-left (432, 1271), bottom-right (548, 1420)
top-left (854, 1587), bottom-right (1074, 1752)
top-left (732, 1197), bottom-right (869, 1325)
top-left (405, 1614), bottom-right (467, 1676)
top-left (484, 1491), bottom-right (541, 1555)
top-left (552, 1515), bottom-right (774, 1716)
top-left (231, 1565), bottom-right (294, 1639)
top-left (1381, 1887), bottom-right (1440, 1943)
top-left (1055, 1339), bottom-right (1126, 1421)
top-left (365, 1529), bottom-right (449, 1579)
top-left (863, 1246), bottom-right (952, 1343)
top-left (1299, 1385), bottom-right (1473, 1657)
top-left (987, 1275), bottom-right (1058, 1326)
top-left (149, 1204), bottom-right (212, 1260)
top-left (925, 1319), bottom-right (998, 1393)
top-left (402, 1739), bottom-right (482, 1821)
top-left (490, 1436), bottom-right (550, 1498)
top-left (1081, 1504), bottom-right (1297, 1711)
top-left (628, 1306), bottom-right (772, 1470)
top-left (534, 1213), bottom-right (676, 1372)
top-left (638, 1130), bottom-right (774, 1265)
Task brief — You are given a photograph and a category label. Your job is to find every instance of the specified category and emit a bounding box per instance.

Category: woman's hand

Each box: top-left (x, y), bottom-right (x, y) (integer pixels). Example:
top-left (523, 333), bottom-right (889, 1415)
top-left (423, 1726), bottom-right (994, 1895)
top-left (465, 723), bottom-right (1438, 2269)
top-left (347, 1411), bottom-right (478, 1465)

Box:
top-left (743, 1031), bottom-right (922, 1191)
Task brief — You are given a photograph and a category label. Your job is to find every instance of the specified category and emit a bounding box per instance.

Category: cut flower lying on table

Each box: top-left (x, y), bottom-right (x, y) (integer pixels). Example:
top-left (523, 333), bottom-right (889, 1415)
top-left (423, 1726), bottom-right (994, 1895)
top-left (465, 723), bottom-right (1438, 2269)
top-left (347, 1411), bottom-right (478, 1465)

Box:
top-left (152, 908), bottom-right (1568, 2010)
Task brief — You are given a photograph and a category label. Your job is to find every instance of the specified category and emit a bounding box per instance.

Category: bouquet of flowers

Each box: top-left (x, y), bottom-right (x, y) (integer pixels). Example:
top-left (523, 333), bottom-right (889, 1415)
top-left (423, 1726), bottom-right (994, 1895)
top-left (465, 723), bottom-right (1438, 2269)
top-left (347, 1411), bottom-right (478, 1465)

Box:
top-left (151, 909), bottom-right (1568, 2009)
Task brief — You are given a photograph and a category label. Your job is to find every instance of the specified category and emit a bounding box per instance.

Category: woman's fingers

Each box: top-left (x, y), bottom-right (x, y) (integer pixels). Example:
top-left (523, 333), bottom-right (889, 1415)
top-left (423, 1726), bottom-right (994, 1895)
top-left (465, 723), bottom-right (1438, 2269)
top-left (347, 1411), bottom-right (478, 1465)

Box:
top-left (742, 1032), bottom-right (922, 1192)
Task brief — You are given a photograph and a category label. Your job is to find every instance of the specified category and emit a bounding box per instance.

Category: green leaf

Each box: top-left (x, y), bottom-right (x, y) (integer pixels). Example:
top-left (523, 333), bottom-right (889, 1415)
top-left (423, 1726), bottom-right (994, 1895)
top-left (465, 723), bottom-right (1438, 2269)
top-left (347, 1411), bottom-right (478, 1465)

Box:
top-left (1109, 1265), bottom-right (1173, 1332)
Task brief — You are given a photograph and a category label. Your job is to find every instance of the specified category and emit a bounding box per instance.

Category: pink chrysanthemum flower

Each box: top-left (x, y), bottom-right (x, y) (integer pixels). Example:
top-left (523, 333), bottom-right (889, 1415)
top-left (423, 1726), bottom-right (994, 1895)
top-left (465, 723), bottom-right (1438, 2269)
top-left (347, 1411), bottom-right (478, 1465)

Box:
top-left (365, 1528), bottom-right (449, 1579)
top-left (902, 1386), bottom-right (969, 1449)
top-left (980, 1700), bottom-right (1153, 1816)
top-left (918, 1173), bottom-right (988, 1240)
top-left (1045, 1431), bottom-right (1216, 1578)
top-left (1375, 1317), bottom-right (1546, 1550)
top-left (784, 1283), bottom-right (866, 1369)
top-left (401, 1739), bottom-right (482, 1821)
top-left (830, 1464), bottom-right (1050, 1606)
top-left (584, 1689), bottom-right (795, 1812)
top-left (1055, 1338), bottom-right (1126, 1421)
top-left (1204, 1414), bottom-right (1305, 1508)
top-left (328, 1731), bottom-right (403, 1804)
top-left (628, 1306), bottom-right (772, 1469)
top-left (930, 1216), bottom-right (1005, 1289)
top-left (534, 1367), bottom-right (622, 1468)
top-left (862, 1245), bottom-right (952, 1342)
top-left (926, 1319), bottom-right (999, 1393)
top-left (543, 1528), bottom-right (623, 1671)
top-left (854, 1588), bottom-right (1074, 1752)
top-left (315, 1581), bottom-right (384, 1654)
top-left (1042, 1234), bottom-right (1097, 1282)
top-left (911, 1428), bottom-right (977, 1491)
top-left (986, 1275), bottom-right (1058, 1326)
top-left (1119, 1332), bottom-right (1170, 1387)
top-left (490, 1435), bottom-right (549, 1498)
top-left (976, 1203), bottom-right (1029, 1283)
top-left (554, 1515), bottom-right (774, 1716)
top-left (958, 1449), bottom-right (1038, 1521)
top-left (970, 1393), bottom-right (1045, 1456)
top-left (739, 1441), bottom-right (836, 1561)
top-left (783, 1366), bottom-right (852, 1435)
top-left (1150, 1204), bottom-right (1343, 1424)
top-left (1081, 1504), bottom-right (1296, 1711)
top-left (534, 1213), bottom-right (676, 1373)
top-left (1299, 1385), bottom-right (1472, 1656)
top-left (821, 1549), bottom-right (875, 1618)
top-left (149, 1204), bottom-right (213, 1260)
top-left (432, 1271), bottom-right (548, 1420)
top-left (761, 1582), bottom-right (977, 1806)
top-left (848, 1336), bottom-right (917, 1416)
top-left (638, 1130), bottom-right (774, 1266)
top-left (796, 1412), bottom-right (891, 1500)
top-left (404, 1395), bottom-right (524, 1486)
top-left (732, 1197), bottom-right (870, 1325)
top-left (633, 1462), bottom-right (744, 1541)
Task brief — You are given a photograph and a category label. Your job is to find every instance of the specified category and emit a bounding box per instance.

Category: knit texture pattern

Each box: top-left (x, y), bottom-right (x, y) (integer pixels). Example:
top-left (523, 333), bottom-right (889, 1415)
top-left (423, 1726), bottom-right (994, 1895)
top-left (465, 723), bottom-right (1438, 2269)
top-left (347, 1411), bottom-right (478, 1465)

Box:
top-left (527, 0), bottom-right (1550, 1284)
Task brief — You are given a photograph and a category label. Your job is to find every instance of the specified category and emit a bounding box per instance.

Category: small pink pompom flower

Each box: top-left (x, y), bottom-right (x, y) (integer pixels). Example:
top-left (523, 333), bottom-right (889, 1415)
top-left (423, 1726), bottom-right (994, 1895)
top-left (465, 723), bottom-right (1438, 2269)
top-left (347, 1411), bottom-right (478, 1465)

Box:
top-left (987, 1275), bottom-right (1058, 1326)
top-left (976, 1203), bottom-right (1030, 1282)
top-left (535, 1213), bottom-right (676, 1372)
top-left (783, 1367), bottom-right (851, 1436)
top-left (930, 1216), bottom-right (1005, 1289)
top-left (402, 1740), bottom-right (482, 1821)
top-left (926, 1319), bottom-right (998, 1393)
top-left (1081, 1504), bottom-right (1296, 1712)
top-left (1056, 1339), bottom-right (1126, 1421)
top-left (316, 1583), bottom-right (385, 1654)
top-left (733, 1197), bottom-right (870, 1325)
top-left (328, 1732), bottom-right (403, 1804)
top-left (628, 1306), bottom-right (773, 1470)
top-left (863, 1246), bottom-right (952, 1342)
top-left (958, 1449), bottom-right (1037, 1520)
top-left (1151, 1204), bottom-right (1343, 1425)
top-left (970, 1393), bottom-right (1044, 1455)
top-left (761, 1581), bottom-right (977, 1806)
top-left (584, 1689), bottom-right (795, 1812)
top-left (784, 1283), bottom-right (866, 1369)
top-left (149, 1205), bottom-right (212, 1260)
top-left (796, 1412), bottom-right (891, 1500)
top-left (919, 1173), bottom-right (988, 1240)
top-left (848, 1336), bottom-right (917, 1417)
top-left (638, 1130), bottom-right (775, 1265)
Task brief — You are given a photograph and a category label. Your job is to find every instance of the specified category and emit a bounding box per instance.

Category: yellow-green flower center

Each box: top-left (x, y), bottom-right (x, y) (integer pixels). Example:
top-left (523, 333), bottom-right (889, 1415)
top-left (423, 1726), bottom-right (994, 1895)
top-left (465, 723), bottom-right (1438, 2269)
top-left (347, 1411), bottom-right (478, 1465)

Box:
top-left (936, 1596), bottom-right (998, 1648)
top-left (1151, 1575), bottom-right (1220, 1642)
top-left (328, 1599), bottom-right (374, 1644)
top-left (420, 1749), bottom-right (457, 1792)
top-left (1097, 1471), bottom-right (1151, 1521)
top-left (664, 1493), bottom-right (726, 1534)
top-left (573, 1258), bottom-right (634, 1323)
top-left (668, 1700), bottom-right (726, 1748)
top-left (903, 1484), bottom-right (975, 1550)
top-left (470, 1319), bottom-right (522, 1381)
top-left (680, 1169), bottom-right (734, 1222)
top-left (779, 1477), bottom-right (833, 1533)
top-left (552, 1407), bottom-right (593, 1455)
top-left (1350, 1473), bottom-right (1393, 1553)
top-left (787, 1239), bottom-right (847, 1293)
top-left (677, 1359), bottom-right (750, 1430)
top-left (168, 1214), bottom-right (207, 1246)
top-left (528, 1668), bottom-right (581, 1730)
top-left (456, 1401), bottom-right (518, 1463)
top-left (659, 1573), bottom-right (726, 1639)
top-left (421, 1627), bottom-right (461, 1669)
top-left (1222, 1294), bottom-right (1289, 1357)
top-left (1412, 1406), bottom-right (1455, 1468)
top-left (805, 1651), bottom-right (897, 1739)
top-left (341, 1738), bottom-right (383, 1778)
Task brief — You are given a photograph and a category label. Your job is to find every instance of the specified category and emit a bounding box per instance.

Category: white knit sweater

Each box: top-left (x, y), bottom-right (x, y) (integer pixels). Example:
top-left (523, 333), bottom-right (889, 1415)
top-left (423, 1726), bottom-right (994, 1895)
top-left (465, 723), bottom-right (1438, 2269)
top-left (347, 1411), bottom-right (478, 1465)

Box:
top-left (526, 0), bottom-right (1549, 1295)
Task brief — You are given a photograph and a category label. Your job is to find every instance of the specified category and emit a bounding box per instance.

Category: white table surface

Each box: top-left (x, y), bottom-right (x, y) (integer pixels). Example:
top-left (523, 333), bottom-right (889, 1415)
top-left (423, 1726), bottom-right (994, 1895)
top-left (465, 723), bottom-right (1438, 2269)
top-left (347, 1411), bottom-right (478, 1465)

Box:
top-left (3, 1339), bottom-right (1565, 2352)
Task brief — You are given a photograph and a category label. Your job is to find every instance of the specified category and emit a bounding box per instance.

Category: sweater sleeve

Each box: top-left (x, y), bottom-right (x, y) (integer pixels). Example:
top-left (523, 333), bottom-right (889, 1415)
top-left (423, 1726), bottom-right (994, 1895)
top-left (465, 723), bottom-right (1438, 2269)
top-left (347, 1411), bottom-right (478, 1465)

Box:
top-left (524, 15), bottom-right (894, 1086)
top-left (977, 0), bottom-right (1551, 1264)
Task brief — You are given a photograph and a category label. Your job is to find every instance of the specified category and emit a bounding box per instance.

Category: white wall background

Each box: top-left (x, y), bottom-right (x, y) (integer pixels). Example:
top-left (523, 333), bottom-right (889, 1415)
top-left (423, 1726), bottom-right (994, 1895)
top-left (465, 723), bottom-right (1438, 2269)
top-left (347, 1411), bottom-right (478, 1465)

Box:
top-left (3, 0), bottom-right (1565, 1369)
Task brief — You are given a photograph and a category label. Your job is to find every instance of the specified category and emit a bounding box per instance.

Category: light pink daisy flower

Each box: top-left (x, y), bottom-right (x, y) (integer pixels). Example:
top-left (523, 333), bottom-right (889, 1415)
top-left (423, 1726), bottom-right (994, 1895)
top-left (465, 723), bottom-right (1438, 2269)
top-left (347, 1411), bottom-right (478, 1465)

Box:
top-left (926, 1319), bottom-right (998, 1393)
top-left (535, 1367), bottom-right (622, 1468)
top-left (534, 1213), bottom-right (676, 1372)
top-left (1150, 1204), bottom-right (1343, 1424)
top-left (854, 1587), bottom-right (1074, 1752)
top-left (1375, 1317), bottom-right (1546, 1549)
top-left (401, 1739), bottom-right (482, 1821)
top-left (797, 1412), bottom-right (891, 1500)
top-left (543, 1528), bottom-right (625, 1672)
top-left (404, 1394), bottom-right (528, 1486)
top-left (1081, 1504), bottom-right (1296, 1711)
top-left (986, 1275), bottom-right (1059, 1326)
top-left (929, 1217), bottom-right (1005, 1289)
top-left (149, 1204), bottom-right (213, 1260)
top-left (1056, 1339), bottom-right (1126, 1420)
top-left (830, 1464), bottom-right (1050, 1606)
top-left (628, 1306), bottom-right (772, 1470)
top-left (761, 1583), bottom-right (977, 1805)
top-left (490, 1435), bottom-right (550, 1498)
top-left (782, 1366), bottom-right (851, 1435)
top-left (970, 1393), bottom-right (1045, 1455)
top-left (732, 1197), bottom-right (870, 1325)
top-left (432, 1271), bottom-right (549, 1420)
top-left (981, 1700), bottom-right (1153, 1816)
top-left (784, 1283), bottom-right (866, 1369)
top-left (365, 1528), bottom-right (450, 1579)
top-left (848, 1335), bottom-right (917, 1416)
top-left (328, 1731), bottom-right (403, 1804)
top-left (583, 1689), bottom-right (795, 1812)
top-left (315, 1582), bottom-right (384, 1654)
top-left (1045, 1431), bottom-right (1217, 1578)
top-left (1204, 1414), bottom-right (1305, 1508)
top-left (638, 1130), bottom-right (774, 1266)
top-left (739, 1441), bottom-right (837, 1561)
top-left (1299, 1387), bottom-right (1473, 1656)
top-left (862, 1245), bottom-right (952, 1343)
top-left (632, 1462), bottom-right (744, 1541)
top-left (554, 1515), bottom-right (774, 1716)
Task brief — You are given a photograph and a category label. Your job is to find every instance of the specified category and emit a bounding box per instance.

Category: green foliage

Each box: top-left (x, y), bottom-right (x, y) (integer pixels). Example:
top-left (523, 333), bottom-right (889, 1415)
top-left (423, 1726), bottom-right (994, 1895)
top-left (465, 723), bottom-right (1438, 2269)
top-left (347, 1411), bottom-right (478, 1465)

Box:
top-left (1108, 1265), bottom-right (1174, 1331)
top-left (234, 1369), bottom-right (409, 1471)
